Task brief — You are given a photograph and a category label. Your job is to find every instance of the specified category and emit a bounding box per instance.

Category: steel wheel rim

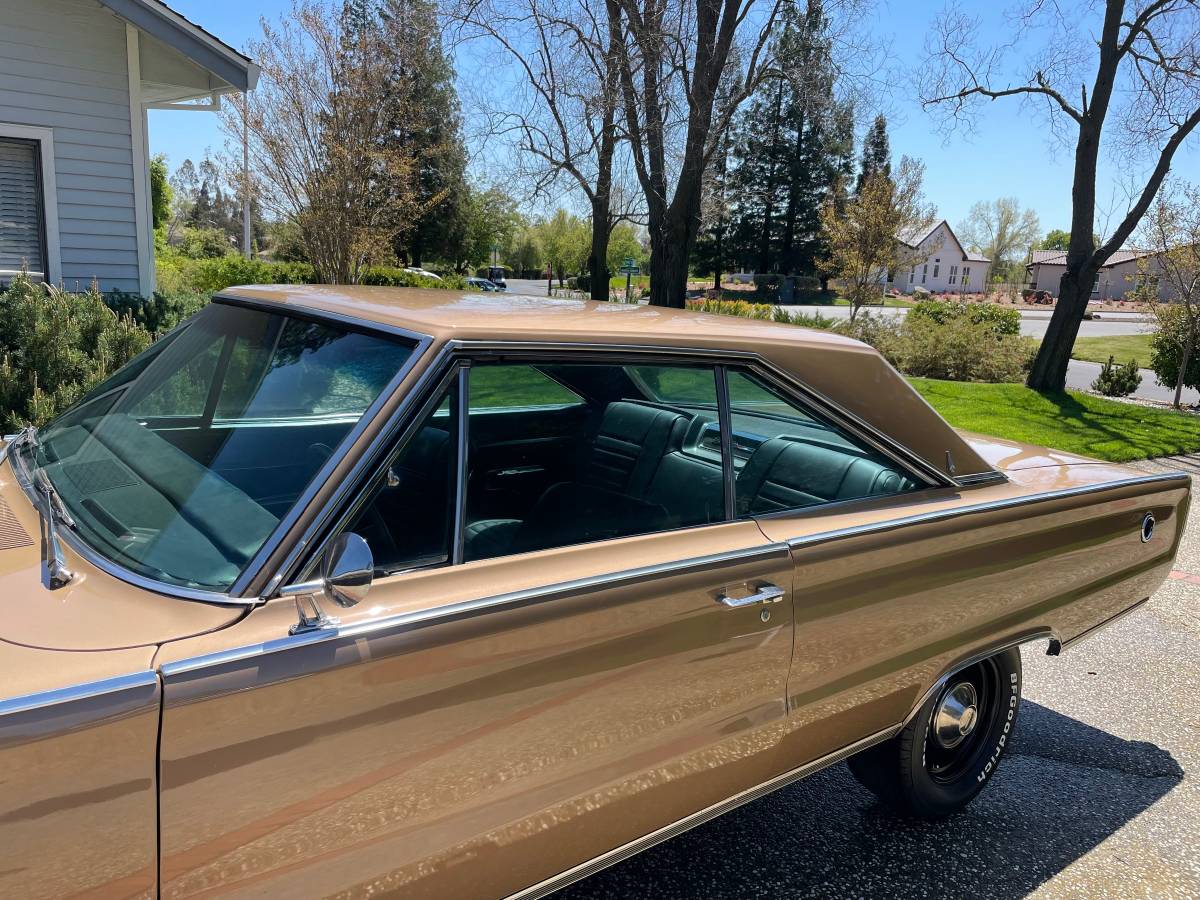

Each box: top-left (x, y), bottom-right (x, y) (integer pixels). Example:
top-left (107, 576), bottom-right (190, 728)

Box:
top-left (925, 659), bottom-right (998, 782)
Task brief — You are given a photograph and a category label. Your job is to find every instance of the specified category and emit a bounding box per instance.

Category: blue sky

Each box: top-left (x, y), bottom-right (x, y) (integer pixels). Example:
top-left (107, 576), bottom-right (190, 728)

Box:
top-left (151, 0), bottom-right (1200, 237)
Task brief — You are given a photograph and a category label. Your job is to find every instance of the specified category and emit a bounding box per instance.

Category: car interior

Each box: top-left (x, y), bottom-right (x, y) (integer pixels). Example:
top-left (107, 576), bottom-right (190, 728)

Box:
top-left (352, 363), bottom-right (921, 572)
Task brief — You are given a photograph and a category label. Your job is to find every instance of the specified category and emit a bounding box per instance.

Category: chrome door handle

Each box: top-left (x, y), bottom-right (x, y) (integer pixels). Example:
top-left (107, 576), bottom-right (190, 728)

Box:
top-left (718, 584), bottom-right (785, 608)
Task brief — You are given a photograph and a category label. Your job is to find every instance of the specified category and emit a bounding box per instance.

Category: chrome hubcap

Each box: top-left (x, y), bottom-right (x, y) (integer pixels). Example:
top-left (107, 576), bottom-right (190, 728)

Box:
top-left (933, 681), bottom-right (979, 749)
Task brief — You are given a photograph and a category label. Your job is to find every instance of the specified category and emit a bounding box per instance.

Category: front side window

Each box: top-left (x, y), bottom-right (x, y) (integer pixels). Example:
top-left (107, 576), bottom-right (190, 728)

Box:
top-left (726, 371), bottom-right (919, 515)
top-left (29, 303), bottom-right (415, 591)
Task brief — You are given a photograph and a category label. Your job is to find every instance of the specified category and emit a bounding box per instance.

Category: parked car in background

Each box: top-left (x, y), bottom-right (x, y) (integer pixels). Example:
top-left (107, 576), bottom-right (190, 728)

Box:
top-left (466, 277), bottom-right (501, 291)
top-left (404, 266), bottom-right (442, 281)
top-left (0, 285), bottom-right (1188, 898)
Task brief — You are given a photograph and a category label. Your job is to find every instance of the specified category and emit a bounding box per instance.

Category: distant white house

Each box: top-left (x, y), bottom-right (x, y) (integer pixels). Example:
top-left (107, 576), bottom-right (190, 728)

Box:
top-left (1026, 248), bottom-right (1174, 301)
top-left (0, 0), bottom-right (257, 295)
top-left (893, 220), bottom-right (991, 294)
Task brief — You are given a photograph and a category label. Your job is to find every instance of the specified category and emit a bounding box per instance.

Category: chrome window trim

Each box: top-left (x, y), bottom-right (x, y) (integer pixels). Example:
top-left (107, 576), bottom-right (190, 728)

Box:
top-left (450, 340), bottom-right (955, 490)
top-left (783, 472), bottom-right (1190, 553)
top-left (226, 296), bottom-right (434, 597)
top-left (163, 541), bottom-right (791, 679)
top-left (714, 365), bottom-right (736, 520)
top-left (0, 670), bottom-right (158, 717)
top-left (255, 343), bottom-right (460, 597)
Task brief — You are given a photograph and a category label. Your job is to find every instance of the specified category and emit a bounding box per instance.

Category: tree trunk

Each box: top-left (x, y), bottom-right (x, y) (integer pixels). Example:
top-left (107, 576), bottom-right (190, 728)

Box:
top-left (1175, 331), bottom-right (1194, 409)
top-left (588, 198), bottom-right (611, 302)
top-left (1026, 268), bottom-right (1095, 390)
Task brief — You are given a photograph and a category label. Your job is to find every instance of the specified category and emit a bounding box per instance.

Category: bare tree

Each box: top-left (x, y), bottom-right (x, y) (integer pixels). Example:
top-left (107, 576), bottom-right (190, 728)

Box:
top-left (222, 1), bottom-right (418, 283)
top-left (453, 0), bottom-right (625, 300)
top-left (820, 157), bottom-right (936, 321)
top-left (922, 0), bottom-right (1200, 391)
top-left (1139, 179), bottom-right (1200, 406)
top-left (609, 0), bottom-right (786, 308)
top-left (956, 197), bottom-right (1041, 283)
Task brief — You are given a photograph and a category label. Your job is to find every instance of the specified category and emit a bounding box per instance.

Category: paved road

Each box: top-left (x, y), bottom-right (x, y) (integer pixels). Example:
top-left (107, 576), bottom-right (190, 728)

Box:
top-left (1066, 359), bottom-right (1200, 406)
top-left (558, 456), bottom-right (1200, 900)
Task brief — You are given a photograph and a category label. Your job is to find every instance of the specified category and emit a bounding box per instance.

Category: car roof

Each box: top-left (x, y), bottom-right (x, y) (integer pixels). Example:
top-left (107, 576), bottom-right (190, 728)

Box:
top-left (216, 284), bottom-right (992, 481)
top-left (218, 283), bottom-right (859, 349)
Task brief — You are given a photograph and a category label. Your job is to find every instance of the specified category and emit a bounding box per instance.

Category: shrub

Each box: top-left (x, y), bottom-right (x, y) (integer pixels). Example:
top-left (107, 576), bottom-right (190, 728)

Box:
top-left (156, 253), bottom-right (315, 294)
top-left (907, 299), bottom-right (1021, 336)
top-left (0, 273), bottom-right (152, 429)
top-left (104, 290), bottom-right (208, 334)
top-left (1091, 355), bottom-right (1143, 397)
top-left (897, 313), bottom-right (1034, 382)
top-left (359, 266), bottom-right (468, 290)
top-left (1149, 303), bottom-right (1200, 394)
top-left (831, 314), bottom-right (904, 366)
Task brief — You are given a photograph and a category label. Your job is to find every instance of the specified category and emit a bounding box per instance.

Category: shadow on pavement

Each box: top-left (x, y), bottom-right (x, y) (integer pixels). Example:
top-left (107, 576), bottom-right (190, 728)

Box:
top-left (558, 700), bottom-right (1182, 899)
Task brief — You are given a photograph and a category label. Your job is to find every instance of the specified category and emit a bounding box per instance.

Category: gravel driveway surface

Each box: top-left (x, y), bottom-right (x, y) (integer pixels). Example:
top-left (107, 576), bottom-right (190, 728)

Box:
top-left (559, 456), bottom-right (1200, 899)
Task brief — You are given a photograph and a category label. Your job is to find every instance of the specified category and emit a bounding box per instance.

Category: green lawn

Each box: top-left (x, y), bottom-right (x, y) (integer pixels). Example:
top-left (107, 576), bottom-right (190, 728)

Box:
top-left (910, 377), bottom-right (1200, 462)
top-left (1070, 333), bottom-right (1154, 366)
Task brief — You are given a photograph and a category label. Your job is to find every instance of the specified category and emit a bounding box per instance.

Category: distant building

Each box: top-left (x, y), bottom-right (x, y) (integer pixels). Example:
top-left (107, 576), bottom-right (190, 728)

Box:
top-left (894, 220), bottom-right (991, 294)
top-left (1025, 249), bottom-right (1170, 301)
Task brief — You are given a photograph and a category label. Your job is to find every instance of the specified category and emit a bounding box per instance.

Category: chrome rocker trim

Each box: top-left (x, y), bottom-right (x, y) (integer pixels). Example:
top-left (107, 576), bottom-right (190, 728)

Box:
top-left (506, 725), bottom-right (900, 900)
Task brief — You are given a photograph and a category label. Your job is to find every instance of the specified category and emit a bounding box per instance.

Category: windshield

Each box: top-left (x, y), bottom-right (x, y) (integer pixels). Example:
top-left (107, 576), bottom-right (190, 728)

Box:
top-left (26, 302), bottom-right (416, 593)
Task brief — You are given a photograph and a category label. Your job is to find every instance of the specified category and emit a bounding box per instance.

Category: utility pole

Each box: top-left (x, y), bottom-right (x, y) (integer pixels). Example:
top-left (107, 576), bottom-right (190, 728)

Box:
top-left (242, 95), bottom-right (251, 260)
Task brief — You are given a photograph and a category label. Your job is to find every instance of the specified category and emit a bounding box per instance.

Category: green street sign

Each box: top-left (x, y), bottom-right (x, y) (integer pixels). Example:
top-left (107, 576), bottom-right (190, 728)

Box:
top-left (623, 256), bottom-right (637, 268)
top-left (619, 262), bottom-right (640, 275)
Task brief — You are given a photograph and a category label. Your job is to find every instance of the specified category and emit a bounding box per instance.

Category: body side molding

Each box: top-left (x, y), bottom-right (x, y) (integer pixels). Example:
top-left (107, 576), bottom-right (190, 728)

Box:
top-left (506, 725), bottom-right (900, 900)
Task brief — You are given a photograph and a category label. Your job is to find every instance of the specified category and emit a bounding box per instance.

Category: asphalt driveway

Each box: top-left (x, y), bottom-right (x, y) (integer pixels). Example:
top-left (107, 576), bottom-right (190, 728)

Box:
top-left (560, 456), bottom-right (1200, 899)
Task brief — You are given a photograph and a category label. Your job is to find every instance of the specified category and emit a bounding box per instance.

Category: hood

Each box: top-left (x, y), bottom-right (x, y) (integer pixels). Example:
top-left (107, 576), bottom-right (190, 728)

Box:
top-left (0, 458), bottom-right (245, 652)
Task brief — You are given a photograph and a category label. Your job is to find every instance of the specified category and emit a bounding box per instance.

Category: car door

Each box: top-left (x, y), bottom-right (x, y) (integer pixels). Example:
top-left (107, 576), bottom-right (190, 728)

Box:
top-left (153, 357), bottom-right (795, 900)
top-left (724, 368), bottom-right (970, 765)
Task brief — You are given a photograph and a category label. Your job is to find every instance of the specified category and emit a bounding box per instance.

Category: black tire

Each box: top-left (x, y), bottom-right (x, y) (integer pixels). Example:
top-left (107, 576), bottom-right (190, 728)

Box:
top-left (848, 647), bottom-right (1022, 818)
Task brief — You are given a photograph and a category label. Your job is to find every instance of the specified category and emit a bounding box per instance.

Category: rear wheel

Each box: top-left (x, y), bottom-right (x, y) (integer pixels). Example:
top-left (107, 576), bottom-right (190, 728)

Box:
top-left (848, 647), bottom-right (1022, 817)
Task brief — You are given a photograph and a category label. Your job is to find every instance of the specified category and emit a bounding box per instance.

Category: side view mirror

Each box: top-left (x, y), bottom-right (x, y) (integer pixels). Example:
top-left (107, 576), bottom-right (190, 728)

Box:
top-left (322, 533), bottom-right (373, 608)
top-left (279, 533), bottom-right (374, 634)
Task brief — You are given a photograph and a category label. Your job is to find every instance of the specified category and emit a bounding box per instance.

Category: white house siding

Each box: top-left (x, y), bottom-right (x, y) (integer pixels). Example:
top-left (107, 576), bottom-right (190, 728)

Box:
top-left (0, 0), bottom-right (141, 292)
top-left (1028, 258), bottom-right (1179, 301)
top-left (894, 223), bottom-right (991, 294)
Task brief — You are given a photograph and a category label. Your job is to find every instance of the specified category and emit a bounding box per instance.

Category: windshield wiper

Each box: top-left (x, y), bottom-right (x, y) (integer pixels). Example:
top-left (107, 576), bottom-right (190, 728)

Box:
top-left (30, 451), bottom-right (76, 590)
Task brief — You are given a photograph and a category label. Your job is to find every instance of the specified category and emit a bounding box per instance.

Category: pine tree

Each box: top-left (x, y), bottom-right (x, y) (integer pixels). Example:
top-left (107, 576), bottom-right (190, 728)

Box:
top-left (856, 113), bottom-right (890, 193)
top-left (722, 0), bottom-right (852, 278)
top-left (347, 0), bottom-right (469, 268)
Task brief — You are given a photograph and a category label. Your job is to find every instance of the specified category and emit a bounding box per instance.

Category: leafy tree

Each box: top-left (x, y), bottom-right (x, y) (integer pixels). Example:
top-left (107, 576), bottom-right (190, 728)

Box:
top-left (226, 0), bottom-right (422, 283)
top-left (820, 157), bottom-right (935, 320)
top-left (1039, 229), bottom-right (1071, 251)
top-left (1140, 180), bottom-right (1200, 407)
top-left (856, 114), bottom-right (890, 193)
top-left (150, 154), bottom-right (172, 231)
top-left (536, 210), bottom-right (590, 285)
top-left (606, 223), bottom-right (645, 274)
top-left (455, 186), bottom-right (523, 273)
top-left (956, 197), bottom-right (1040, 282)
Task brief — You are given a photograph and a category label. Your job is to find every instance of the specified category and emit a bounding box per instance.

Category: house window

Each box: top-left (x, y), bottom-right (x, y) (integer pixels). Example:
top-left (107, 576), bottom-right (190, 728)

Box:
top-left (1092, 274), bottom-right (1101, 294)
top-left (962, 266), bottom-right (971, 286)
top-left (0, 137), bottom-right (46, 280)
top-left (949, 265), bottom-right (958, 285)
top-left (933, 264), bottom-right (940, 278)
top-left (922, 264), bottom-right (928, 284)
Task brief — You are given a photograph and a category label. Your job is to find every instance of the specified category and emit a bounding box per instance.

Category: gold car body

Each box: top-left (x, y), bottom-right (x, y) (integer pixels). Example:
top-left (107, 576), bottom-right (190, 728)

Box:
top-left (0, 286), bottom-right (1188, 899)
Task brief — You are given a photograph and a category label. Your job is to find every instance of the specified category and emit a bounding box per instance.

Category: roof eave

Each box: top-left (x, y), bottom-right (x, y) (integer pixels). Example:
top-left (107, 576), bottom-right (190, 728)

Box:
top-left (97, 0), bottom-right (257, 92)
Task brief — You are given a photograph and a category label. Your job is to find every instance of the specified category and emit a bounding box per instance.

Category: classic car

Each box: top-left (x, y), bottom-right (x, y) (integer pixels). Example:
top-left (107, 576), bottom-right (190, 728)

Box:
top-left (0, 285), bottom-right (1188, 899)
